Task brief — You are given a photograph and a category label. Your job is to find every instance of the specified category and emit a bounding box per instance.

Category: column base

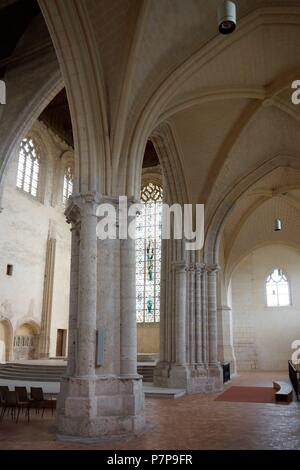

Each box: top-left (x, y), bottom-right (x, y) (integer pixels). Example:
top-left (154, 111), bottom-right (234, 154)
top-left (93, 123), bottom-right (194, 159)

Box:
top-left (56, 375), bottom-right (145, 440)
top-left (153, 362), bottom-right (223, 394)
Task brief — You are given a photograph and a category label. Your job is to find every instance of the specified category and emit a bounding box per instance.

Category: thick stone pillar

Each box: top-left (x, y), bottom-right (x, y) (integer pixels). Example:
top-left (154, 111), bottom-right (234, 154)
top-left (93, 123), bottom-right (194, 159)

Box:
top-left (76, 194), bottom-right (98, 377)
top-left (155, 258), bottom-right (223, 393)
top-left (154, 258), bottom-right (189, 389)
top-left (65, 206), bottom-right (80, 377)
top-left (207, 265), bottom-right (219, 364)
top-left (195, 263), bottom-right (204, 364)
top-left (120, 224), bottom-right (138, 377)
top-left (174, 262), bottom-right (187, 365)
top-left (57, 192), bottom-right (144, 441)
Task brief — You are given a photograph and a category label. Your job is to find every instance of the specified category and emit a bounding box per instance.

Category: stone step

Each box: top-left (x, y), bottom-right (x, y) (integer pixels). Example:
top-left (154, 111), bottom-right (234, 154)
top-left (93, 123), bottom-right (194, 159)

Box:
top-left (0, 366), bottom-right (64, 372)
top-left (1, 363), bottom-right (66, 370)
top-left (0, 362), bottom-right (155, 383)
top-left (144, 383), bottom-right (186, 399)
top-left (137, 353), bottom-right (159, 363)
top-left (137, 364), bottom-right (155, 383)
top-left (0, 363), bottom-right (66, 382)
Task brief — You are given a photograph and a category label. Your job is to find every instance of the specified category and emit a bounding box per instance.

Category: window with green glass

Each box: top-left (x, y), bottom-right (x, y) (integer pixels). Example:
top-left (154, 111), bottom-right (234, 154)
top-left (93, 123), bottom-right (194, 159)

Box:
top-left (136, 182), bottom-right (163, 322)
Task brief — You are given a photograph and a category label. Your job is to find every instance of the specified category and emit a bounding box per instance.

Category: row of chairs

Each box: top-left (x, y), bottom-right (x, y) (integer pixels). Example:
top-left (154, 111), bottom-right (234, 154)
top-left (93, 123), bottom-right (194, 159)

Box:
top-left (0, 385), bottom-right (56, 424)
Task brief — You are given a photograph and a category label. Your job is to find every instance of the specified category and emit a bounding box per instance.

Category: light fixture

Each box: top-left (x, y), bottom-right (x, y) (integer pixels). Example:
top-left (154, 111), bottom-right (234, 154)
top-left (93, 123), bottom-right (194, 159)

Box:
top-left (274, 218), bottom-right (282, 232)
top-left (218, 1), bottom-right (237, 35)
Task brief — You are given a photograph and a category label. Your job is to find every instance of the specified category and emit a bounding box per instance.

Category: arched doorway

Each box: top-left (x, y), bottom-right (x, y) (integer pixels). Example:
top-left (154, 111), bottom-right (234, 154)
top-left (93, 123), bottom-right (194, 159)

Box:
top-left (13, 323), bottom-right (39, 360)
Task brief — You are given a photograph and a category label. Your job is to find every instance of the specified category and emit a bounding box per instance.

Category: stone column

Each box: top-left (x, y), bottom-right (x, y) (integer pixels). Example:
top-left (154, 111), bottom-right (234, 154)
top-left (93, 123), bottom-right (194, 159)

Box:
top-left (118, 206), bottom-right (144, 431)
top-left (75, 193), bottom-right (99, 378)
top-left (173, 261), bottom-right (187, 366)
top-left (206, 265), bottom-right (223, 391)
top-left (57, 192), bottom-right (144, 441)
top-left (155, 260), bottom-right (189, 389)
top-left (187, 263), bottom-right (195, 365)
top-left (64, 205), bottom-right (81, 377)
top-left (57, 192), bottom-right (100, 439)
top-left (195, 263), bottom-right (204, 364)
top-left (207, 265), bottom-right (219, 364)
top-left (120, 214), bottom-right (138, 377)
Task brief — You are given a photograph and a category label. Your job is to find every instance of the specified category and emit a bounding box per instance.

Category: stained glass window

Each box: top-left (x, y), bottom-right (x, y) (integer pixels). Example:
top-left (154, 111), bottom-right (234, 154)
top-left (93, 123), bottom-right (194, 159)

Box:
top-left (16, 138), bottom-right (40, 197)
top-left (266, 268), bottom-right (290, 307)
top-left (136, 182), bottom-right (163, 322)
top-left (63, 166), bottom-right (73, 205)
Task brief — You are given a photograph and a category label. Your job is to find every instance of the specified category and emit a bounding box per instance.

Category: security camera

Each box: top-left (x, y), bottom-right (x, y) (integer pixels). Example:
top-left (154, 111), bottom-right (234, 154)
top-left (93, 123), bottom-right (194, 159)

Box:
top-left (218, 1), bottom-right (237, 35)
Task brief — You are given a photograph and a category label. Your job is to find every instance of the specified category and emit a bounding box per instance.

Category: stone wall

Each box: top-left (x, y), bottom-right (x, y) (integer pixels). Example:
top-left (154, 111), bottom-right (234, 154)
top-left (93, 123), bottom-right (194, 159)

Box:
top-left (137, 323), bottom-right (159, 354)
top-left (231, 244), bottom-right (300, 371)
top-left (0, 121), bottom-right (72, 359)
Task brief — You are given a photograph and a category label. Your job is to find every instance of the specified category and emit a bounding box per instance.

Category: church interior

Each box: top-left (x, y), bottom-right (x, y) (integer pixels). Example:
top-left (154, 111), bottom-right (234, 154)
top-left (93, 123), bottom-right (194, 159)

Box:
top-left (0, 0), bottom-right (300, 451)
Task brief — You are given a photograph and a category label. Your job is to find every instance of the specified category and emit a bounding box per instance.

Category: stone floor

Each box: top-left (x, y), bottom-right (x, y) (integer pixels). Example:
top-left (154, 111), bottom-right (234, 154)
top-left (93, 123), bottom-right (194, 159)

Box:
top-left (0, 371), bottom-right (299, 450)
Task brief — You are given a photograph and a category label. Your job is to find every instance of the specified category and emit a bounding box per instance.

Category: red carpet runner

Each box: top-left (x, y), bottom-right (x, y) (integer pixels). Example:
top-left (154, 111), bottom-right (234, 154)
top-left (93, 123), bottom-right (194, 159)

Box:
top-left (215, 386), bottom-right (278, 404)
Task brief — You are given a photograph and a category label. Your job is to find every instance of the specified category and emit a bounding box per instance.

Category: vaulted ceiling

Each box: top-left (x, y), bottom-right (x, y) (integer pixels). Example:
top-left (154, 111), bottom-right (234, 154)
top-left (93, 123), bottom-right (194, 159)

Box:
top-left (2, 0), bottom-right (300, 266)
top-left (224, 167), bottom-right (300, 278)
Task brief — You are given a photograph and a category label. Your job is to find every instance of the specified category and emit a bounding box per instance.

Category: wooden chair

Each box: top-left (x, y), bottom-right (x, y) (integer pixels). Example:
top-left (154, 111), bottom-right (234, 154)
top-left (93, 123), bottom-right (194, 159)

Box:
top-left (15, 386), bottom-right (29, 402)
top-left (0, 386), bottom-right (9, 417)
top-left (30, 387), bottom-right (53, 417)
top-left (0, 390), bottom-right (30, 423)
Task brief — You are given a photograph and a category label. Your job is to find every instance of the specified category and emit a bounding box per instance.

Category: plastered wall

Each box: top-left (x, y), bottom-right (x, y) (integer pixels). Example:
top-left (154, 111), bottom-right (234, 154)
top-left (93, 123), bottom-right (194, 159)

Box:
top-left (231, 244), bottom-right (300, 371)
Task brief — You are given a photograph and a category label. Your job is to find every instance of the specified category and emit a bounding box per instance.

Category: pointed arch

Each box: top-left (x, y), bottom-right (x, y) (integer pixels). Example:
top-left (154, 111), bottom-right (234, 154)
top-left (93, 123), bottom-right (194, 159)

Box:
top-left (39, 0), bottom-right (110, 194)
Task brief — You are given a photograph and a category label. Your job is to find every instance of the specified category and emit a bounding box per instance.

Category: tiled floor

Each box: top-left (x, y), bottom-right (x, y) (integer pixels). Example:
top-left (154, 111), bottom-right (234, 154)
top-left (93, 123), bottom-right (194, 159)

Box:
top-left (0, 371), bottom-right (299, 450)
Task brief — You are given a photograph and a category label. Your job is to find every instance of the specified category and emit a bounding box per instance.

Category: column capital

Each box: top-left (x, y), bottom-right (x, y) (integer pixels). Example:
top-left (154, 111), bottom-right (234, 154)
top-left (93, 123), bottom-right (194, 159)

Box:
top-left (71, 191), bottom-right (102, 207)
top-left (65, 191), bottom-right (102, 224)
top-left (184, 263), bottom-right (196, 273)
top-left (195, 262), bottom-right (206, 273)
top-left (172, 261), bottom-right (188, 272)
top-left (65, 202), bottom-right (81, 226)
top-left (206, 264), bottom-right (221, 275)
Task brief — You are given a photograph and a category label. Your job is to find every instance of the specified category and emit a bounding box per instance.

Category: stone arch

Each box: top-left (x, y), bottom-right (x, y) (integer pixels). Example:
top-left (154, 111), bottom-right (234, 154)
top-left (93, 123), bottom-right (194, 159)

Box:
top-left (226, 241), bottom-right (300, 287)
top-left (17, 125), bottom-right (53, 204)
top-left (123, 6), bottom-right (300, 198)
top-left (204, 155), bottom-right (300, 266)
top-left (141, 167), bottom-right (162, 191)
top-left (39, 0), bottom-right (110, 194)
top-left (0, 70), bottom-right (63, 205)
top-left (14, 320), bottom-right (40, 361)
top-left (150, 122), bottom-right (188, 206)
top-left (0, 317), bottom-right (13, 362)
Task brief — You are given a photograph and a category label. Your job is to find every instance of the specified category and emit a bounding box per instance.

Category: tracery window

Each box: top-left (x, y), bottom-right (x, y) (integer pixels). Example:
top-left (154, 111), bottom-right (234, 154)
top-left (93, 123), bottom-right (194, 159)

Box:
top-left (63, 166), bottom-right (73, 204)
top-left (136, 182), bottom-right (163, 322)
top-left (266, 268), bottom-right (291, 307)
top-left (16, 138), bottom-right (40, 197)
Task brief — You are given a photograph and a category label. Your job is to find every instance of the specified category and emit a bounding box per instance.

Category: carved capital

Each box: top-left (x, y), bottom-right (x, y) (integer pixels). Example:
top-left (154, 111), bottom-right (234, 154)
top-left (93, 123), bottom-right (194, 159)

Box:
top-left (73, 191), bottom-right (102, 207)
top-left (172, 261), bottom-right (188, 273)
top-left (195, 262), bottom-right (206, 274)
top-left (206, 264), bottom-right (221, 275)
top-left (186, 263), bottom-right (196, 273)
top-left (65, 201), bottom-right (81, 227)
top-left (65, 191), bottom-right (102, 223)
